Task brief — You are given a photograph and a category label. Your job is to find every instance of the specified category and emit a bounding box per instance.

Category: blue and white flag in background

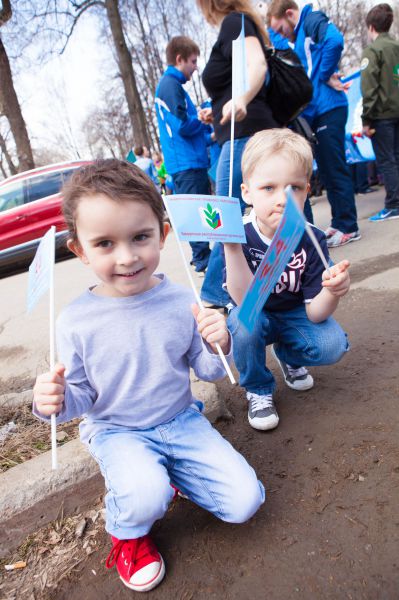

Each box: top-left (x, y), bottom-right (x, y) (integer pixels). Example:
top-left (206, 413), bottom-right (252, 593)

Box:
top-left (238, 189), bottom-right (306, 331)
top-left (232, 14), bottom-right (249, 99)
top-left (343, 70), bottom-right (375, 163)
top-left (163, 194), bottom-right (246, 244)
top-left (27, 227), bottom-right (55, 313)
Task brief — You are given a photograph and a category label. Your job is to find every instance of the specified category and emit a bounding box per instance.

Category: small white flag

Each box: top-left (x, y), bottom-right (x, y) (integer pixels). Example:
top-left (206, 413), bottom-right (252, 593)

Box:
top-left (232, 14), bottom-right (249, 99)
top-left (27, 227), bottom-right (55, 313)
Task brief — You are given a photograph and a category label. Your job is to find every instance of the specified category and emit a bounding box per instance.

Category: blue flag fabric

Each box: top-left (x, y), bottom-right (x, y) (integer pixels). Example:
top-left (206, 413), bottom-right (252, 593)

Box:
top-left (27, 227), bottom-right (55, 313)
top-left (163, 194), bottom-right (246, 244)
top-left (343, 71), bottom-right (375, 163)
top-left (238, 190), bottom-right (306, 331)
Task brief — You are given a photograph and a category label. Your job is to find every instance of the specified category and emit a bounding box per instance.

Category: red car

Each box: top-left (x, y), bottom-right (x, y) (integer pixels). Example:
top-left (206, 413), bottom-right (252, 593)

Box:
top-left (0, 160), bottom-right (91, 277)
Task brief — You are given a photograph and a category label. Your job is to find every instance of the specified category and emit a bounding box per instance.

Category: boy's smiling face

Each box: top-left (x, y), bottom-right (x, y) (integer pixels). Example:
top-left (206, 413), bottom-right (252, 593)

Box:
top-left (241, 154), bottom-right (309, 239)
top-left (68, 194), bottom-right (169, 298)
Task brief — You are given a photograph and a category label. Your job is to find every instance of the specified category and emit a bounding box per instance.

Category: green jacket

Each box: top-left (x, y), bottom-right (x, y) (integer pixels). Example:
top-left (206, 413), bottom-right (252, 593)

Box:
top-left (360, 33), bottom-right (399, 125)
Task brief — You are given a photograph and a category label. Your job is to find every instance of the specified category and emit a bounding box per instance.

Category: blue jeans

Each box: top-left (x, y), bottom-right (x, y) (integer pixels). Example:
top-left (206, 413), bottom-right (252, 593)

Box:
top-left (201, 137), bottom-right (249, 306)
top-left (173, 168), bottom-right (211, 271)
top-left (371, 118), bottom-right (399, 210)
top-left (227, 305), bottom-right (349, 395)
top-left (88, 406), bottom-right (265, 539)
top-left (312, 107), bottom-right (359, 233)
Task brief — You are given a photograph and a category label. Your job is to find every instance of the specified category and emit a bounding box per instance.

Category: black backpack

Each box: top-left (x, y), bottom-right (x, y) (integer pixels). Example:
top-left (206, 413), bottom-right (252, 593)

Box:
top-left (264, 47), bottom-right (313, 126)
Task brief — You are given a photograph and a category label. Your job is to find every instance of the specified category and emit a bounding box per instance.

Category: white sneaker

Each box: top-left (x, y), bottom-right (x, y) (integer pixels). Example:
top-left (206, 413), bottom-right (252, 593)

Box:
top-left (271, 345), bottom-right (314, 391)
top-left (246, 392), bottom-right (279, 431)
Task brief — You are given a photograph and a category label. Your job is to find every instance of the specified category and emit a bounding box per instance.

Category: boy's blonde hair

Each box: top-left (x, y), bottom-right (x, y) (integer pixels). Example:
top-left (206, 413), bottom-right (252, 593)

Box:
top-left (241, 128), bottom-right (313, 183)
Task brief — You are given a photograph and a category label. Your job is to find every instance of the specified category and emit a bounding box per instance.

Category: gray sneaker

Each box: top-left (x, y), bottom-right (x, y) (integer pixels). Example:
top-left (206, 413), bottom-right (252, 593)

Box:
top-left (271, 345), bottom-right (314, 391)
top-left (246, 392), bottom-right (279, 431)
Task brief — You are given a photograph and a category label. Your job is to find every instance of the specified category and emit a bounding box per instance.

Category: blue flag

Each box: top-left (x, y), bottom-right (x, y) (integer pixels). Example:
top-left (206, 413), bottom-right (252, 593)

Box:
top-left (238, 190), bottom-right (306, 331)
top-left (163, 194), bottom-right (246, 244)
top-left (343, 70), bottom-right (375, 163)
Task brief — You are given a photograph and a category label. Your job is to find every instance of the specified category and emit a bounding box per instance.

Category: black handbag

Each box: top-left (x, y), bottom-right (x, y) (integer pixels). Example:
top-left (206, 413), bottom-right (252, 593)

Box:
top-left (265, 47), bottom-right (313, 126)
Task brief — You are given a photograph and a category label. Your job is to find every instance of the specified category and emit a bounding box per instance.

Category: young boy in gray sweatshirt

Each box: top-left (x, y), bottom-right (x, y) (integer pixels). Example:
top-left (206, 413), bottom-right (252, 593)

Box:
top-left (33, 159), bottom-right (264, 593)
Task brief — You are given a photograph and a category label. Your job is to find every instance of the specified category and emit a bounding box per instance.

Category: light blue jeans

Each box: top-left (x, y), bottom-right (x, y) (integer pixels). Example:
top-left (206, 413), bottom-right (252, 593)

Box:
top-left (88, 406), bottom-right (265, 539)
top-left (227, 305), bottom-right (349, 395)
top-left (200, 137), bottom-right (249, 306)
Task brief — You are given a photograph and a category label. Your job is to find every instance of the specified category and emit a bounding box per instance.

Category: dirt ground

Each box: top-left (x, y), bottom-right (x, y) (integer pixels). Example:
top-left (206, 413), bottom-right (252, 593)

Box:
top-left (2, 283), bottom-right (397, 600)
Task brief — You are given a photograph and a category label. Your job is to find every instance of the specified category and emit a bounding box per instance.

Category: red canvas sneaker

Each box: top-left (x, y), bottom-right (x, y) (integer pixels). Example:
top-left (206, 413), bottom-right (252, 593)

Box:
top-left (106, 534), bottom-right (165, 592)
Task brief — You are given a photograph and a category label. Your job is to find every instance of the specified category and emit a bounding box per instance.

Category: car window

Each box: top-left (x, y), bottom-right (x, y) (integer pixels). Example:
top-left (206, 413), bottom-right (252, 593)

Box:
top-left (26, 172), bottom-right (63, 203)
top-left (0, 181), bottom-right (25, 213)
top-left (61, 168), bottom-right (78, 183)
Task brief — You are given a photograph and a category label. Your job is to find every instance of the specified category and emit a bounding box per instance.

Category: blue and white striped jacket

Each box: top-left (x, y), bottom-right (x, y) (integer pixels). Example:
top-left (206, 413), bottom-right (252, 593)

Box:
top-left (155, 66), bottom-right (210, 175)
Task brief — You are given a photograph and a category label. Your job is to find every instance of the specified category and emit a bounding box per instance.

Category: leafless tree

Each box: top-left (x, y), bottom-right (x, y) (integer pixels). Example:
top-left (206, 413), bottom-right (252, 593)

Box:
top-left (82, 85), bottom-right (133, 158)
top-left (0, 1), bottom-right (35, 172)
top-left (0, 122), bottom-right (17, 176)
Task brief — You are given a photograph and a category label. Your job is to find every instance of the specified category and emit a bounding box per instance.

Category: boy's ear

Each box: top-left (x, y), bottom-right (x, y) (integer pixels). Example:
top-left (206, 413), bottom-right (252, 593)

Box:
top-left (160, 221), bottom-right (171, 248)
top-left (241, 182), bottom-right (252, 205)
top-left (67, 238), bottom-right (89, 264)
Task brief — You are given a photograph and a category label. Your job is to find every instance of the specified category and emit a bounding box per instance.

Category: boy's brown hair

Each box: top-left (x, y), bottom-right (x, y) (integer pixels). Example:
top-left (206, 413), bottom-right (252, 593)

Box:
top-left (366, 3), bottom-right (393, 33)
top-left (267, 0), bottom-right (298, 23)
top-left (166, 36), bottom-right (200, 65)
top-left (62, 159), bottom-right (165, 243)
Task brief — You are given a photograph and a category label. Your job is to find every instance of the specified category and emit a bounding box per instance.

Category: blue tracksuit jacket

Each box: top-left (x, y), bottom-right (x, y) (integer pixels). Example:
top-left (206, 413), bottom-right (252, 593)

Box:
top-left (293, 4), bottom-right (347, 122)
top-left (155, 66), bottom-right (210, 175)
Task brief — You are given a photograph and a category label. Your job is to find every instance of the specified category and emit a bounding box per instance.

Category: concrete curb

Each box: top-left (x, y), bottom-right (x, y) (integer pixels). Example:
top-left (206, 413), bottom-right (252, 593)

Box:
top-left (0, 380), bottom-right (232, 557)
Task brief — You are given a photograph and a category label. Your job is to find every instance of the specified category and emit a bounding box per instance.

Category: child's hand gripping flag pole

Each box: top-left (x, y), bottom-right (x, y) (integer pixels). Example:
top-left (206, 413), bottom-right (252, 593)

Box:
top-left (229, 14), bottom-right (249, 197)
top-left (163, 194), bottom-right (247, 385)
top-left (238, 187), bottom-right (331, 331)
top-left (27, 226), bottom-right (58, 470)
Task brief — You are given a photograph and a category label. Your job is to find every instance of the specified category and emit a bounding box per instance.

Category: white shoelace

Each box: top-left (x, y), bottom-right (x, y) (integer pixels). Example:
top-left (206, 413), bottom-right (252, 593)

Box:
top-left (286, 364), bottom-right (308, 378)
top-left (247, 393), bottom-right (274, 411)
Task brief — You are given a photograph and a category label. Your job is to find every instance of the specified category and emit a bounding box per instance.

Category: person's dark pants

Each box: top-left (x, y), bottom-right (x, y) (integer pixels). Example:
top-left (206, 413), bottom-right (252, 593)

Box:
top-left (350, 162), bottom-right (370, 194)
top-left (371, 118), bottom-right (399, 210)
top-left (312, 107), bottom-right (358, 234)
top-left (173, 168), bottom-right (211, 272)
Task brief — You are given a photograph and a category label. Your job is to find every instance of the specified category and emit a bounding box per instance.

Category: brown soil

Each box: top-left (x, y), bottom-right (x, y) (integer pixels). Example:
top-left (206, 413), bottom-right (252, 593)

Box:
top-left (1, 288), bottom-right (399, 599)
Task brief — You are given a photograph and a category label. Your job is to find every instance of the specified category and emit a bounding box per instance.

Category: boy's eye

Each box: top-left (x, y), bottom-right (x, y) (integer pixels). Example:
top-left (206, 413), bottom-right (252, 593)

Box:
top-left (262, 185), bottom-right (273, 191)
top-left (97, 240), bottom-right (113, 248)
top-left (135, 234), bottom-right (149, 242)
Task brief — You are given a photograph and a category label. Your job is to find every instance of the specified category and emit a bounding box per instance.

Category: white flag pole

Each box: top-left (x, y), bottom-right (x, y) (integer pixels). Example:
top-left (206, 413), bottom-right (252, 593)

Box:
top-left (164, 199), bottom-right (236, 384)
top-left (305, 223), bottom-right (332, 276)
top-left (49, 226), bottom-right (57, 470)
top-left (228, 99), bottom-right (235, 199)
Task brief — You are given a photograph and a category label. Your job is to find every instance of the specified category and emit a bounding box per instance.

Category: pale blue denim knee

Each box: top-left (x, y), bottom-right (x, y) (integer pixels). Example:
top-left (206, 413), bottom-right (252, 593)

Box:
top-left (227, 305), bottom-right (349, 395)
top-left (88, 406), bottom-right (265, 539)
top-left (200, 137), bottom-right (249, 306)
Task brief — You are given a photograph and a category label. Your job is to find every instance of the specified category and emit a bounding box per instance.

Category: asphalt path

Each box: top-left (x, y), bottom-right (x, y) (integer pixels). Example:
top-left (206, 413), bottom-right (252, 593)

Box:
top-left (0, 188), bottom-right (398, 386)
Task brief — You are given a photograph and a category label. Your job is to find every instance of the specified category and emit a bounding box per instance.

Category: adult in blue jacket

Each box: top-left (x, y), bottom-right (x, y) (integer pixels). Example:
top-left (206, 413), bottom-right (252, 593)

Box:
top-left (268, 1), bottom-right (361, 248)
top-left (155, 36), bottom-right (211, 273)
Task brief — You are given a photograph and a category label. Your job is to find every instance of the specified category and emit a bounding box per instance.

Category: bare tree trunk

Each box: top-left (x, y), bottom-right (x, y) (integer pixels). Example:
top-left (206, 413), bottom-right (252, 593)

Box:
top-left (0, 130), bottom-right (17, 175)
top-left (104, 0), bottom-right (150, 147)
top-left (0, 158), bottom-right (7, 179)
top-left (0, 38), bottom-right (34, 172)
